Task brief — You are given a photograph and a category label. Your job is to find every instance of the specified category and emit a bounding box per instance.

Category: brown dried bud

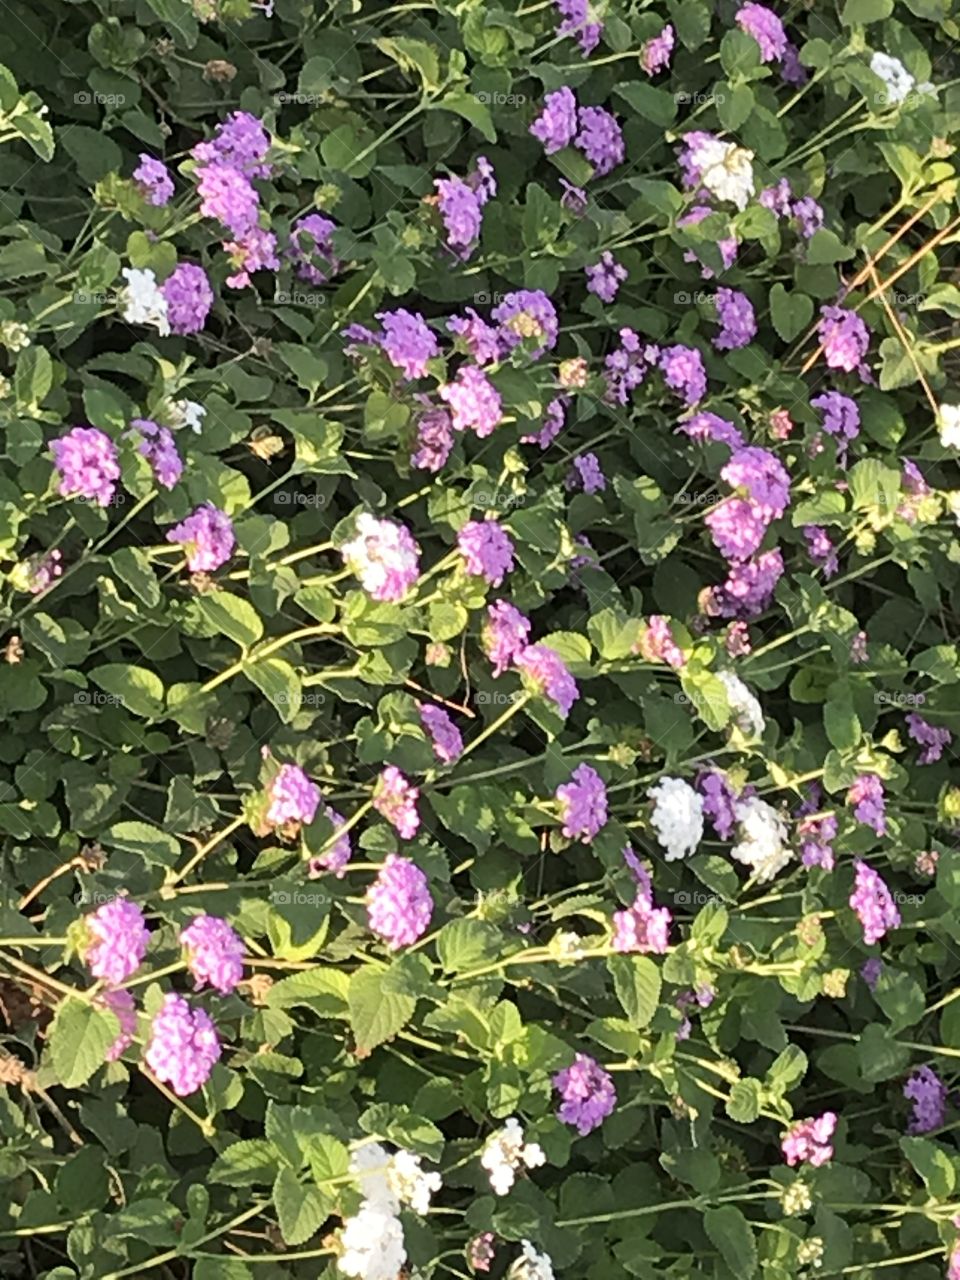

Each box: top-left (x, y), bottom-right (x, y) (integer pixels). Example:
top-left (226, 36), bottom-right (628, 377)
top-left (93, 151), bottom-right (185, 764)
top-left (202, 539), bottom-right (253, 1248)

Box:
top-left (4, 635), bottom-right (23, 664)
top-left (204, 59), bottom-right (237, 83)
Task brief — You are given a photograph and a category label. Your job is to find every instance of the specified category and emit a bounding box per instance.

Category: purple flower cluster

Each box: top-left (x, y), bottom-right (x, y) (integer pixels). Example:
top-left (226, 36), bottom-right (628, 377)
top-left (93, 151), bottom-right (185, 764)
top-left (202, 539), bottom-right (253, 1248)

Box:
top-left (439, 365), bottom-right (503, 437)
top-left (516, 643), bottom-right (579, 718)
top-left (705, 447), bottom-right (791, 561)
top-left (84, 898), bottom-right (150, 984)
top-left (378, 309), bottom-right (440, 379)
top-left (713, 288), bottom-right (757, 351)
top-left (811, 391), bottom-right (860, 462)
top-left (133, 154), bottom-right (174, 206)
top-left (678, 206), bottom-right (739, 278)
top-left (162, 263), bottom-right (214, 334)
top-left (180, 915), bottom-right (245, 994)
top-left (225, 225), bottom-right (280, 290)
top-left (818, 305), bottom-right (871, 377)
top-left (267, 762), bottom-right (321, 828)
top-left (553, 1054), bottom-right (616, 1134)
top-left (585, 251), bottom-right (627, 302)
top-left (374, 766), bottom-right (420, 840)
top-left (679, 411), bottom-right (744, 450)
top-left (435, 158), bottom-right (495, 260)
top-left (641, 24), bottom-right (674, 75)
top-left (341, 514), bottom-right (421, 602)
top-left (25, 548), bottom-right (62, 594)
top-left (447, 308), bottom-right (501, 365)
top-left (697, 770), bottom-right (740, 838)
top-left (781, 1112), bottom-right (837, 1167)
top-left (604, 328), bottom-right (656, 404)
top-left (130, 418), bottom-right (183, 490)
top-left (197, 161), bottom-right (260, 237)
top-left (193, 111), bottom-right (271, 178)
top-left (411, 405), bottom-right (455, 472)
top-left (308, 805), bottom-right (352, 878)
top-left (702, 548), bottom-right (785, 619)
top-left (420, 703), bottom-right (463, 764)
top-left (145, 992), bottom-right (222, 1097)
top-left (290, 214), bottom-right (339, 284)
top-left (522, 396), bottom-right (567, 450)
top-left (51, 427), bottom-right (121, 507)
top-left (850, 860), bottom-right (899, 944)
top-left (166, 503), bottom-right (235, 572)
top-left (570, 452), bottom-right (606, 494)
top-left (366, 854), bottom-right (433, 948)
top-left (552, 0), bottom-right (603, 56)
top-left (803, 525), bottom-right (838, 577)
top-left (612, 852), bottom-right (672, 953)
top-left (797, 784), bottom-right (837, 870)
top-left (735, 3), bottom-right (787, 62)
top-left (491, 290), bottom-right (558, 359)
top-left (483, 601), bottom-right (532, 677)
top-left (100, 988), bottom-right (137, 1062)
top-left (575, 106), bottom-right (625, 176)
top-left (904, 1066), bottom-right (947, 1134)
top-left (906, 713), bottom-right (951, 764)
top-left (529, 87), bottom-right (578, 154)
top-left (847, 775), bottom-right (886, 836)
top-left (458, 519), bottom-right (515, 587)
top-left (556, 764), bottom-right (608, 842)
top-left (659, 344), bottom-right (707, 405)
top-left (637, 615), bottom-right (685, 669)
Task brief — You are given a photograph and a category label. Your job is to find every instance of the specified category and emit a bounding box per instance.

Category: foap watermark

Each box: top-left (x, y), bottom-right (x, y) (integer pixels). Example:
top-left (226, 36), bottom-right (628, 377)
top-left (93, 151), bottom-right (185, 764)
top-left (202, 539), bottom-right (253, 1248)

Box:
top-left (475, 91), bottom-right (526, 106)
top-left (74, 90), bottom-right (127, 107)
top-left (274, 91), bottom-right (325, 106)
top-left (78, 889), bottom-right (123, 906)
top-left (274, 289), bottom-right (327, 307)
top-left (472, 290), bottom-right (507, 305)
top-left (272, 690), bottom-right (328, 708)
top-left (74, 690), bottom-right (124, 706)
top-left (674, 291), bottom-right (714, 306)
top-left (893, 891), bottom-right (925, 906)
top-left (475, 690), bottom-right (524, 706)
top-left (74, 290), bottom-right (120, 307)
top-left (276, 492), bottom-right (328, 508)
top-left (674, 90), bottom-right (725, 106)
top-left (474, 490), bottom-right (525, 510)
top-left (271, 889), bottom-right (331, 907)
top-left (875, 690), bottom-right (925, 706)
top-left (672, 890), bottom-right (724, 906)
top-left (674, 491), bottom-right (721, 507)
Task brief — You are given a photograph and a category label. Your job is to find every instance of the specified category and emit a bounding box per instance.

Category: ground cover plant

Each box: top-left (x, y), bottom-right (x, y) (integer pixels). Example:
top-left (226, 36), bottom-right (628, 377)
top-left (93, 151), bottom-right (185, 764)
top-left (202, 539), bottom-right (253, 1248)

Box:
top-left (4, 0), bottom-right (960, 1276)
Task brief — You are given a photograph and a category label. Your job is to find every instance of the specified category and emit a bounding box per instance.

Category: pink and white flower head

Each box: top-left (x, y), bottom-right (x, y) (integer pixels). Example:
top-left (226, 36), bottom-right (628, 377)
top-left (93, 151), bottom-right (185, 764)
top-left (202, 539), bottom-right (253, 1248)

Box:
top-left (83, 897), bottom-right (150, 985)
top-left (166, 503), bottom-right (235, 572)
top-left (341, 513), bottom-right (421, 602)
top-left (457, 519), bottom-right (515, 587)
top-left (373, 766), bottom-right (420, 839)
top-left (144, 992), bottom-right (221, 1097)
top-left (781, 1112), bottom-right (837, 1167)
top-left (366, 854), bottom-right (433, 948)
top-left (516, 644), bottom-right (579, 717)
top-left (266, 762), bottom-right (321, 828)
top-left (483, 601), bottom-right (531, 677)
top-left (179, 914), bottom-right (245, 994)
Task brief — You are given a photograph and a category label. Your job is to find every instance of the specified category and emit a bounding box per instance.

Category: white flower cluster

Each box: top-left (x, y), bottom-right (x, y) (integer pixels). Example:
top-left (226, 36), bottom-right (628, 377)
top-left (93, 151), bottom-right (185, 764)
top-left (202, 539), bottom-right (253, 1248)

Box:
top-left (938, 404), bottom-right (960, 449)
top-left (717, 670), bottom-right (765, 739)
top-left (169, 398), bottom-right (207, 434)
top-left (647, 777), bottom-right (704, 861)
top-left (121, 267), bottom-right (170, 336)
top-left (730, 796), bottom-right (791, 883)
top-left (690, 136), bottom-right (755, 210)
top-left (341, 513), bottom-right (419, 598)
top-left (337, 1142), bottom-right (442, 1280)
top-left (508, 1239), bottom-right (556, 1280)
top-left (481, 1117), bottom-right (545, 1196)
top-left (869, 51), bottom-right (933, 105)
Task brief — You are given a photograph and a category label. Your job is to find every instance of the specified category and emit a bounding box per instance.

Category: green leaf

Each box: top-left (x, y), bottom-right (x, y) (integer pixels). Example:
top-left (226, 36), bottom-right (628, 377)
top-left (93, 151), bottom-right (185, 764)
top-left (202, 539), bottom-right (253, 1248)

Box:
top-left (107, 820), bottom-right (180, 867)
top-left (272, 1167), bottom-right (328, 1247)
top-left (704, 1206), bottom-right (758, 1276)
top-left (823, 696), bottom-right (861, 751)
top-left (841, 0), bottom-right (893, 23)
top-left (49, 998), bottom-right (118, 1088)
top-left (607, 955), bottom-right (661, 1028)
top-left (726, 1079), bottom-right (763, 1123)
top-left (615, 81), bottom-right (677, 127)
top-left (374, 37), bottom-right (441, 91)
top-left (431, 92), bottom-right (496, 143)
top-left (769, 284), bottom-right (813, 343)
top-left (244, 659), bottom-right (303, 725)
top-left (14, 346), bottom-right (52, 409)
top-left (348, 966), bottom-right (417, 1055)
top-left (197, 594), bottom-right (263, 650)
top-left (89, 663), bottom-right (164, 718)
top-left (900, 1136), bottom-right (955, 1197)
top-left (210, 1140), bottom-right (281, 1187)
top-left (266, 969), bottom-right (351, 1017)
top-left (437, 919), bottom-right (501, 973)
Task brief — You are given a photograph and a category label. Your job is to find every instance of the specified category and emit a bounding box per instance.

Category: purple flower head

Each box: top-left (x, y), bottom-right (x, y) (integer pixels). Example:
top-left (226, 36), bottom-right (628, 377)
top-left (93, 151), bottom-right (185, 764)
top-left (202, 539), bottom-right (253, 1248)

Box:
top-left (678, 411), bottom-right (745, 450)
top-left (847, 775), bottom-right (886, 836)
top-left (560, 179), bottom-right (588, 215)
top-left (491, 290), bottom-right (558, 359)
top-left (697, 770), bottom-right (740, 839)
top-left (134, 154), bottom-right (174, 206)
top-left (373, 766), bottom-right (420, 840)
top-left (797, 784), bottom-right (837, 871)
top-left (726, 620), bottom-right (752, 656)
top-left (793, 196), bottom-right (824, 239)
top-left (522, 395), bottom-right (568, 449)
top-left (24, 548), bottom-right (62, 594)
top-left (556, 764), bottom-right (607, 842)
top-left (553, 0), bottom-right (603, 55)
top-left (308, 805), bottom-right (352, 878)
top-left (166, 503), bottom-right (235, 572)
top-left (705, 446), bottom-right (790, 561)
top-left (803, 525), bottom-right (838, 578)
top-left (516, 644), bottom-right (579, 717)
top-left (130, 418), bottom-right (183, 490)
top-left (713, 288), bottom-right (757, 351)
top-left (376, 309), bottom-right (439, 380)
top-left (411, 405), bottom-right (455, 473)
top-left (192, 111), bottom-right (271, 178)
top-left (585, 251), bottom-right (627, 303)
top-left (781, 42), bottom-right (808, 86)
top-left (458, 519), bottom-right (515, 587)
top-left (818, 305), bottom-right (870, 376)
top-left (553, 1054), bottom-right (616, 1134)
top-left (678, 205), bottom-right (739, 278)
top-left (703, 548), bottom-right (784, 619)
top-left (180, 914), bottom-right (245, 994)
top-left (638, 615), bottom-right (685, 669)
top-left (782, 1112), bottom-right (837, 1167)
top-left (904, 1066), bottom-right (947, 1134)
top-left (435, 173), bottom-right (485, 260)
top-left (604, 328), bottom-right (655, 404)
top-left (641, 24), bottom-right (675, 75)
top-left (162, 263), bottom-right (214, 334)
top-left (224, 225), bottom-right (279, 289)
top-left (483, 601), bottom-right (532, 677)
top-left (196, 162), bottom-right (260, 237)
top-left (659, 345), bottom-right (707, 405)
top-left (811, 392), bottom-right (860, 460)
top-left (366, 854), bottom-right (432, 949)
top-left (99, 988), bottom-right (137, 1062)
top-left (267, 763), bottom-right (321, 827)
top-left (575, 106), bottom-right (624, 176)
top-left (145, 992), bottom-right (221, 1097)
top-left (906, 713), bottom-right (951, 765)
top-left (469, 1233), bottom-right (496, 1273)
top-left (447, 308), bottom-right (502, 366)
top-left (850, 859), bottom-right (899, 944)
top-left (420, 703), bottom-right (463, 764)
top-left (759, 178), bottom-right (793, 217)
top-left (341, 514), bottom-right (421, 602)
top-left (530, 87), bottom-right (578, 154)
top-left (677, 130), bottom-right (719, 188)
top-left (51, 426), bottom-right (120, 507)
top-left (570, 452), bottom-right (606, 494)
top-left (612, 886), bottom-right (672, 954)
top-left (439, 364), bottom-right (503, 437)
top-left (735, 2), bottom-right (787, 62)
top-left (470, 155), bottom-right (497, 205)
top-left (290, 214), bottom-right (339, 285)
top-left (861, 957), bottom-right (883, 990)
top-left (84, 898), bottom-right (150, 984)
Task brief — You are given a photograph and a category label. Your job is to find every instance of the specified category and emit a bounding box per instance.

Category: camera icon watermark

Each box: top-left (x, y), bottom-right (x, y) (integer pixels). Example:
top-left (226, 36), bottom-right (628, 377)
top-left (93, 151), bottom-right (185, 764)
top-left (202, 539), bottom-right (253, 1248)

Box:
top-left (672, 890), bottom-right (723, 906)
top-left (273, 290), bottom-right (327, 307)
top-left (475, 690), bottom-right (523, 706)
top-left (474, 92), bottom-right (526, 106)
top-left (74, 290), bottom-right (119, 306)
top-left (276, 492), bottom-right (328, 507)
top-left (674, 91), bottom-right (724, 106)
top-left (270, 889), bottom-right (330, 907)
top-left (472, 291), bottom-right (506, 305)
top-left (674, 291), bottom-right (712, 305)
top-left (874, 690), bottom-right (925, 706)
top-left (74, 690), bottom-right (125, 706)
top-left (74, 90), bottom-right (127, 107)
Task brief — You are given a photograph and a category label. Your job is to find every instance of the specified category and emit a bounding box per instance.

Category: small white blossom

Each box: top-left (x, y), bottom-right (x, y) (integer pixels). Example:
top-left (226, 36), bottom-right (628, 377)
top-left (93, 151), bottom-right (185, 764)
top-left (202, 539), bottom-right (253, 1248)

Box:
top-left (938, 404), bottom-right (960, 448)
top-left (731, 796), bottom-right (790, 883)
top-left (508, 1241), bottom-right (556, 1280)
top-left (388, 1148), bottom-right (442, 1215)
top-left (170, 398), bottom-right (206, 434)
top-left (481, 1118), bottom-right (545, 1196)
top-left (349, 1143), bottom-right (441, 1217)
top-left (550, 930), bottom-right (585, 962)
top-left (691, 137), bottom-right (755, 210)
top-left (338, 1204), bottom-right (406, 1280)
top-left (717, 670), bottom-right (765, 739)
top-left (0, 321), bottom-right (30, 352)
top-left (647, 777), bottom-right (704, 861)
top-left (121, 267), bottom-right (170, 336)
top-left (870, 51), bottom-right (915, 104)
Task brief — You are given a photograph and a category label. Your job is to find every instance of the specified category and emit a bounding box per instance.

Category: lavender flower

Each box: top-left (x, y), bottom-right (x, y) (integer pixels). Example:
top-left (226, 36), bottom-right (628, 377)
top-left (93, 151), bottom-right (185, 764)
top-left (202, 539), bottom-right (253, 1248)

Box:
top-left (180, 915), bottom-right (245, 994)
top-left (703, 548), bottom-right (784, 618)
top-left (51, 427), bottom-right (120, 507)
top-left (818, 304), bottom-right (870, 376)
top-left (366, 854), bottom-right (433, 948)
top-left (904, 1066), bottom-right (947, 1134)
top-left (439, 364), bottom-right (503, 436)
top-left (803, 525), bottom-right (838, 577)
top-left (612, 867), bottom-right (672, 953)
top-left (560, 179), bottom-right (588, 215)
top-left (553, 1054), bottom-right (616, 1134)
top-left (850, 859), bottom-right (899, 944)
top-left (192, 110), bottom-right (271, 178)
top-left (585, 251), bottom-right (627, 302)
top-left (678, 411), bottom-right (744, 450)
top-left (530, 87), bottom-right (578, 154)
top-left (575, 106), bottom-right (624, 176)
top-left (861, 957), bottom-right (883, 990)
top-left (224, 226), bottom-right (279, 289)
top-left (411, 406), bottom-right (455, 472)
top-left (447, 308), bottom-right (502, 365)
top-left (522, 396), bottom-right (567, 449)
top-left (637, 615), bottom-right (685, 668)
top-left (130, 418), bottom-right (183, 489)
top-left (735, 3), bottom-right (787, 62)
top-left (659, 344), bottom-right (707, 405)
top-left (713, 288), bottom-right (757, 351)
top-left (697, 770), bottom-right (740, 839)
top-left (553, 0), bottom-right (603, 55)
top-left (166, 503), bottom-right (235, 572)
top-left (483, 601), bottom-right (532, 677)
top-left (705, 446), bottom-right (791, 561)
top-left (458, 519), bottom-right (515, 587)
top-left (678, 205), bottom-right (739, 278)
top-left (420, 704), bottom-right (463, 764)
top-left (144, 992), bottom-right (222, 1097)
top-left (23, 548), bottom-right (62, 594)
top-left (290, 214), bottom-right (339, 284)
top-left (267, 763), bottom-right (321, 827)
top-left (133, 154), bottom-right (174, 206)
top-left (516, 644), bottom-right (579, 717)
top-left (556, 764), bottom-right (607, 841)
top-left (373, 766), bottom-right (420, 840)
top-left (811, 391), bottom-right (860, 460)
top-left (759, 178), bottom-right (793, 217)
top-left (374, 309), bottom-right (439, 380)
top-left (341, 514), bottom-right (421, 602)
top-left (100, 988), bottom-right (137, 1062)
top-left (435, 173), bottom-right (485, 260)
top-left (781, 42), bottom-right (808, 86)
top-left (906, 713), bottom-right (951, 764)
top-left (162, 263), bottom-right (214, 334)
top-left (782, 1113), bottom-right (837, 1167)
top-left (196, 162), bottom-right (259, 237)
top-left (84, 898), bottom-right (150, 984)
top-left (793, 195), bottom-right (824, 239)
top-left (641, 24), bottom-right (674, 75)
top-left (570, 453), bottom-right (606, 493)
top-left (604, 327), bottom-right (654, 404)
top-left (847, 775), bottom-right (886, 836)
top-left (491, 290), bottom-right (558, 359)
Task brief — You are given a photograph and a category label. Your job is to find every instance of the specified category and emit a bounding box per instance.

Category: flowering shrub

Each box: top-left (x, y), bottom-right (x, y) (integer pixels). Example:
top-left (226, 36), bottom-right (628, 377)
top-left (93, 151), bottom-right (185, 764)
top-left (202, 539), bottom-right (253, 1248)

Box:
top-left (3, 0), bottom-right (960, 1277)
